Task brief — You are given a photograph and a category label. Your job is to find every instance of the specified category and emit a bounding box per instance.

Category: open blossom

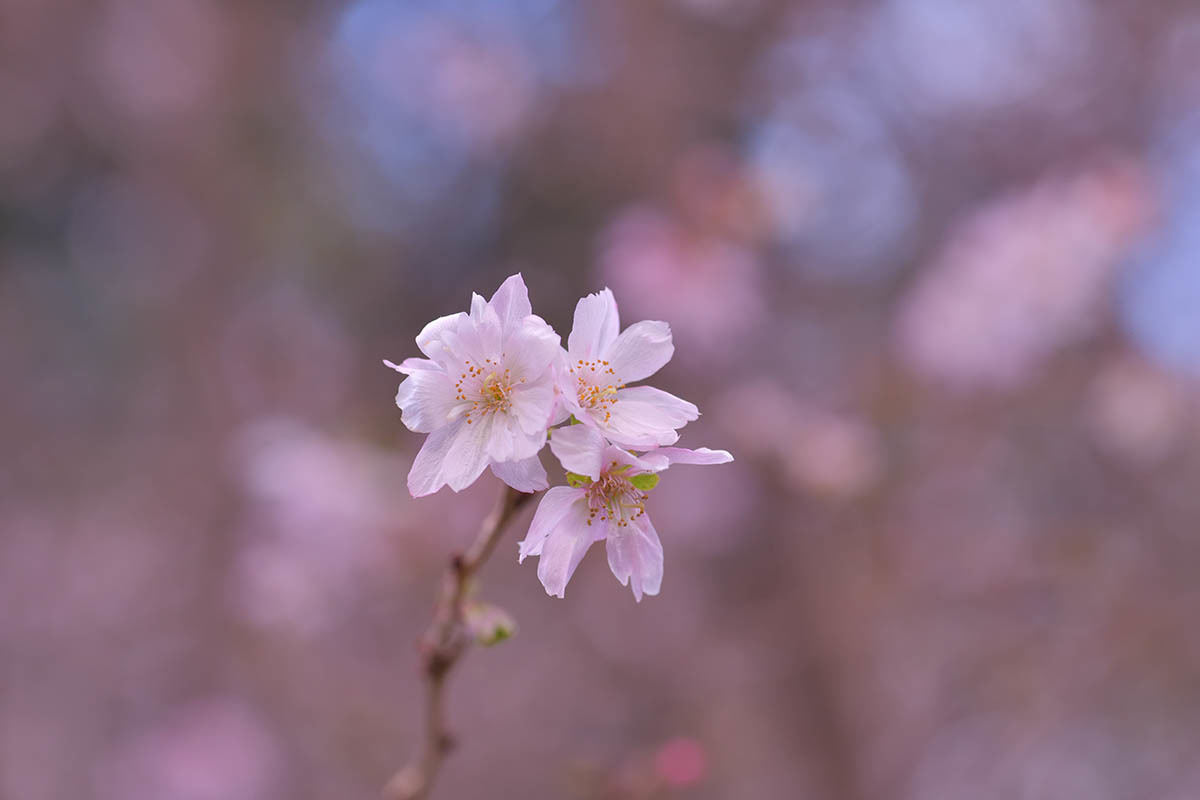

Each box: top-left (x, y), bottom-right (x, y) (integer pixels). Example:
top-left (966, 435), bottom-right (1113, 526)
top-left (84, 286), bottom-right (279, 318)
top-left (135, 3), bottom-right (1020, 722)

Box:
top-left (556, 288), bottom-right (700, 449)
top-left (517, 425), bottom-right (732, 600)
top-left (386, 274), bottom-right (560, 497)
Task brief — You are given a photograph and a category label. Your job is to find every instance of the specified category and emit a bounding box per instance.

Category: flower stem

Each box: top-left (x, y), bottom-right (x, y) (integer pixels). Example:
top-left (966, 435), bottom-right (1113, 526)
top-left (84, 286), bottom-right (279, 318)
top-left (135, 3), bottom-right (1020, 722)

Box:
top-left (384, 484), bottom-right (535, 800)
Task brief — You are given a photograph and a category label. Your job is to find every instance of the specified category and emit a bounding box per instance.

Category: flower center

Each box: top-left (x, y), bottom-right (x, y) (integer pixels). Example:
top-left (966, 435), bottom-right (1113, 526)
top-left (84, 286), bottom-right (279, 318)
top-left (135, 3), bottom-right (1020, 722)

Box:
top-left (571, 359), bottom-right (626, 424)
top-left (455, 357), bottom-right (523, 425)
top-left (584, 464), bottom-right (647, 528)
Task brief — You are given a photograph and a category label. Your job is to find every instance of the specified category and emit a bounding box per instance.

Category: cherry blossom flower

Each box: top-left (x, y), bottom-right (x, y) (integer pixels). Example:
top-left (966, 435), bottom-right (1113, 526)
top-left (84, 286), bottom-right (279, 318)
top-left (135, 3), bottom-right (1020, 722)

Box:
top-left (517, 425), bottom-right (732, 601)
top-left (556, 288), bottom-right (700, 449)
top-left (386, 274), bottom-right (560, 497)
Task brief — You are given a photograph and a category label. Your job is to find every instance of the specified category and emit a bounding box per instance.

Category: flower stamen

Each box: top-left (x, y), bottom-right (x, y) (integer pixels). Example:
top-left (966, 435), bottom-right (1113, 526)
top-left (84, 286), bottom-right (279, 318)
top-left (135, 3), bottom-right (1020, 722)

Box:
top-left (583, 468), bottom-right (648, 529)
top-left (571, 360), bottom-right (625, 422)
top-left (455, 363), bottom-right (515, 425)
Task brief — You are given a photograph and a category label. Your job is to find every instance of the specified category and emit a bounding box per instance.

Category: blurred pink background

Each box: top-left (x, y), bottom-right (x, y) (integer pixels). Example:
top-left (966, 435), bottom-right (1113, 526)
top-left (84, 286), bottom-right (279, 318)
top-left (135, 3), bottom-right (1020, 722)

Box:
top-left (4, 1), bottom-right (1200, 798)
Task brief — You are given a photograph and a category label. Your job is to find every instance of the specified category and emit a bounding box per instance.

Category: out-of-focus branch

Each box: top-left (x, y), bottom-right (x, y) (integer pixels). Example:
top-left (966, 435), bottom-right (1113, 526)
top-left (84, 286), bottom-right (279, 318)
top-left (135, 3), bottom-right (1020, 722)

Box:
top-left (384, 484), bottom-right (535, 800)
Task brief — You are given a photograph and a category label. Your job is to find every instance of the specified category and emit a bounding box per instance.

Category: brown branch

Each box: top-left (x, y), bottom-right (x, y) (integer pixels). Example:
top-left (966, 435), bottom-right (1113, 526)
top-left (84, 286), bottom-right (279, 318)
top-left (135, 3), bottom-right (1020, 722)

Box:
top-left (384, 484), bottom-right (536, 800)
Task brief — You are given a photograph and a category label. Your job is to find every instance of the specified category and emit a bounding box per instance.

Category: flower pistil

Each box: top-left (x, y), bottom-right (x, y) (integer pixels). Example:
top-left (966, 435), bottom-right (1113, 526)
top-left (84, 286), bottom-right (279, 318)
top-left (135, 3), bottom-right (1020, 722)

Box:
top-left (454, 357), bottom-right (528, 424)
top-left (583, 463), bottom-right (648, 528)
top-left (572, 358), bottom-right (626, 424)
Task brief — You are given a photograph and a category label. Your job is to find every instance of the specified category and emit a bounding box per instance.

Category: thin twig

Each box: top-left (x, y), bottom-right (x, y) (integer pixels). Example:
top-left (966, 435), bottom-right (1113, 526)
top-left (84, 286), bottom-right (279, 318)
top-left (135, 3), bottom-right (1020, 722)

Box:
top-left (384, 484), bottom-right (535, 800)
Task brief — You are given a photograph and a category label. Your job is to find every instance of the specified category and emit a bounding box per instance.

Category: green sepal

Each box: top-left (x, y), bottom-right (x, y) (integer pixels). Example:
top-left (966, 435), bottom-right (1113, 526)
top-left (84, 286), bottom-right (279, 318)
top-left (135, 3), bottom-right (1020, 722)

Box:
top-left (629, 473), bottom-right (660, 491)
top-left (465, 602), bottom-right (518, 647)
top-left (566, 471), bottom-right (593, 488)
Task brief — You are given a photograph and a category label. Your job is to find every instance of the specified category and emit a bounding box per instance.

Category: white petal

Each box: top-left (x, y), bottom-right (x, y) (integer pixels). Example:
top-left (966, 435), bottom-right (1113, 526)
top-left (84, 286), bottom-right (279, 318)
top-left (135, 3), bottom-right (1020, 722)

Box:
top-left (513, 427), bottom-right (549, 462)
top-left (431, 308), bottom-right (496, 372)
top-left (553, 352), bottom-right (586, 419)
top-left (416, 312), bottom-right (469, 368)
top-left (489, 273), bottom-right (533, 334)
top-left (605, 514), bottom-right (664, 602)
top-left (416, 313), bottom-right (465, 349)
top-left (385, 357), bottom-right (439, 375)
top-left (469, 292), bottom-right (489, 321)
top-left (509, 375), bottom-right (556, 436)
top-left (603, 386), bottom-right (699, 448)
top-left (485, 413), bottom-right (546, 463)
top-left (568, 288), bottom-right (620, 361)
top-left (605, 320), bottom-right (674, 383)
top-left (517, 486), bottom-right (582, 561)
top-left (407, 416), bottom-right (495, 496)
top-left (603, 442), bottom-right (665, 474)
top-left (548, 394), bottom-right (573, 426)
top-left (452, 303), bottom-right (503, 366)
top-left (491, 455), bottom-right (548, 493)
top-left (481, 412), bottom-right (544, 464)
top-left (536, 501), bottom-right (605, 598)
top-left (408, 424), bottom-right (457, 497)
top-left (443, 414), bottom-right (497, 491)
top-left (548, 424), bottom-right (607, 479)
top-left (503, 316), bottom-right (561, 381)
top-left (395, 369), bottom-right (459, 433)
top-left (485, 413), bottom-right (518, 463)
top-left (653, 447), bottom-right (734, 466)
top-left (406, 420), bottom-right (472, 496)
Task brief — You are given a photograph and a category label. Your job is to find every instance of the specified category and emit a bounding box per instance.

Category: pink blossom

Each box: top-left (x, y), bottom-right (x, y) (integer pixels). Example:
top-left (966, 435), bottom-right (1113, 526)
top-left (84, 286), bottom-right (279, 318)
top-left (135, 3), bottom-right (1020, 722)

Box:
top-left (895, 157), bottom-right (1154, 389)
top-left (517, 425), bottom-right (732, 601)
top-left (556, 288), bottom-right (700, 449)
top-left (386, 274), bottom-right (560, 496)
top-left (598, 205), bottom-right (765, 366)
top-left (654, 737), bottom-right (709, 789)
top-left (1085, 357), bottom-right (1189, 465)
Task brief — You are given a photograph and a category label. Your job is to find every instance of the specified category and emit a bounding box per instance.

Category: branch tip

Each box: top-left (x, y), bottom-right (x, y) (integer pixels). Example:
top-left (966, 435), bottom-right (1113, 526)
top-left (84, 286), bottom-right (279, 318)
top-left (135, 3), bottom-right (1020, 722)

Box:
top-left (385, 481), bottom-right (539, 799)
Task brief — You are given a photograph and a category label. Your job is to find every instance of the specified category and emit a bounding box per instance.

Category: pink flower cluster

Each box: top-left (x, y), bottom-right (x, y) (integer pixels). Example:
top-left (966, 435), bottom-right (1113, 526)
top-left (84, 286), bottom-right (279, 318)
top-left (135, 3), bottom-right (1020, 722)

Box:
top-left (387, 274), bottom-right (732, 600)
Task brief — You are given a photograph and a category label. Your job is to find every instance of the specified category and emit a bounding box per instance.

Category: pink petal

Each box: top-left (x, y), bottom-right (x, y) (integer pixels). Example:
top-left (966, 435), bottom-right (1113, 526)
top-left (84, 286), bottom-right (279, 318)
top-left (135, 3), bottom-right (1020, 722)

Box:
top-left (568, 288), bottom-right (620, 361)
top-left (605, 320), bottom-right (674, 383)
top-left (603, 441), bottom-right (664, 475)
top-left (407, 416), bottom-right (495, 497)
top-left (548, 424), bottom-right (607, 479)
top-left (484, 413), bottom-right (546, 463)
top-left (384, 357), bottom-right (439, 375)
top-left (518, 485), bottom-right (583, 561)
top-left (395, 369), bottom-right (459, 433)
top-left (407, 422), bottom-right (459, 497)
top-left (548, 393), bottom-right (573, 426)
top-left (443, 415), bottom-right (498, 491)
top-left (488, 273), bottom-right (533, 334)
top-left (431, 308), bottom-right (494, 370)
top-left (503, 316), bottom-right (561, 380)
top-left (509, 375), bottom-right (557, 436)
top-left (553, 353), bottom-right (586, 418)
top-left (605, 514), bottom-right (663, 602)
top-left (485, 412), bottom-right (519, 463)
top-left (653, 447), bottom-right (734, 466)
top-left (490, 455), bottom-right (548, 493)
top-left (415, 312), bottom-right (469, 369)
top-left (536, 500), bottom-right (605, 598)
top-left (469, 292), bottom-right (487, 320)
top-left (603, 386), bottom-right (699, 448)
top-left (456, 302), bottom-right (503, 364)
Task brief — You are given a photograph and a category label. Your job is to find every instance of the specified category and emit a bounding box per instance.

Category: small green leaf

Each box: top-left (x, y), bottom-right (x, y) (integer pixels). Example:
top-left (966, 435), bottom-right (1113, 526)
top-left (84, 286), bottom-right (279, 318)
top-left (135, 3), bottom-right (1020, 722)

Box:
top-left (568, 414), bottom-right (581, 425)
top-left (566, 471), bottom-right (593, 488)
top-left (486, 625), bottom-right (514, 645)
top-left (629, 473), bottom-right (660, 491)
top-left (465, 602), bottom-right (518, 647)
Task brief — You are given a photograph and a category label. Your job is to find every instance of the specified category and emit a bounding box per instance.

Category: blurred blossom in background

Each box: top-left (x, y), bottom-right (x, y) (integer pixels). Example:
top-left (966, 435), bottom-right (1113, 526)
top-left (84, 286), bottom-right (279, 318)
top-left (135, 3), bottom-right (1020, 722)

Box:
top-left (4, 1), bottom-right (1200, 799)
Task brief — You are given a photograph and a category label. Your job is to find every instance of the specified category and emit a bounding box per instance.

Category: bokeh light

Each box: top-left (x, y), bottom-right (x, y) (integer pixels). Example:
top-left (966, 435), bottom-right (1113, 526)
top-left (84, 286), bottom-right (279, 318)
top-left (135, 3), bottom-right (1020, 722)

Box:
top-left (5, 1), bottom-right (1200, 799)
